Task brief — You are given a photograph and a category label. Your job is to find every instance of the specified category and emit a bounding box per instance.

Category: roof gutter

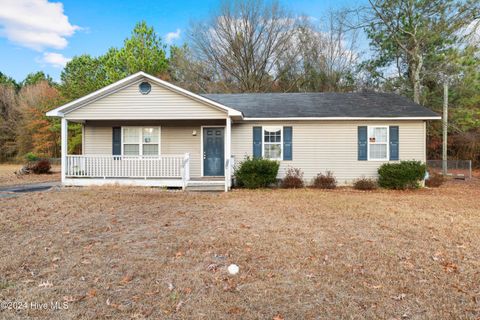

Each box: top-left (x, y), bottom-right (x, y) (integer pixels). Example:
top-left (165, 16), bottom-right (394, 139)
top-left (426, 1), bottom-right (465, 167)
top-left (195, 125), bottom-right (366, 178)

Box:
top-left (242, 116), bottom-right (441, 121)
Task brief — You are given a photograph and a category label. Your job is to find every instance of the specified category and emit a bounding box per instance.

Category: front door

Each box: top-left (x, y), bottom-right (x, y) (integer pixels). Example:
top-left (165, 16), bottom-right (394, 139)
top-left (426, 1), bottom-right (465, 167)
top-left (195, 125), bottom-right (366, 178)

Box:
top-left (203, 127), bottom-right (225, 176)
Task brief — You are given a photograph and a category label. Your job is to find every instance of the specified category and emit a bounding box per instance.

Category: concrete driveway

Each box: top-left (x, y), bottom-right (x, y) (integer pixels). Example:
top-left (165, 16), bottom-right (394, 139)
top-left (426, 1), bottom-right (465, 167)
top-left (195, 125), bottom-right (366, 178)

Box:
top-left (0, 181), bottom-right (60, 198)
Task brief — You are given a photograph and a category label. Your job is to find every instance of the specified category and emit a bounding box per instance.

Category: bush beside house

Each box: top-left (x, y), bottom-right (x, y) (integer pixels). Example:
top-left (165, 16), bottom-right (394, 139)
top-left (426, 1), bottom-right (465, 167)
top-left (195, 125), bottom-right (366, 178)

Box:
top-left (235, 158), bottom-right (428, 191)
top-left (235, 157), bottom-right (280, 189)
top-left (281, 168), bottom-right (304, 188)
top-left (353, 177), bottom-right (378, 190)
top-left (377, 161), bottom-right (426, 190)
top-left (312, 171), bottom-right (337, 189)
top-left (425, 172), bottom-right (445, 188)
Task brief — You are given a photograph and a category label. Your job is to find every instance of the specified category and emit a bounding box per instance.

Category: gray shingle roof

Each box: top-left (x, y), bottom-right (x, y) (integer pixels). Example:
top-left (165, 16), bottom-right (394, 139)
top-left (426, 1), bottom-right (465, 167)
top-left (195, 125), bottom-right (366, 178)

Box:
top-left (202, 92), bottom-right (439, 118)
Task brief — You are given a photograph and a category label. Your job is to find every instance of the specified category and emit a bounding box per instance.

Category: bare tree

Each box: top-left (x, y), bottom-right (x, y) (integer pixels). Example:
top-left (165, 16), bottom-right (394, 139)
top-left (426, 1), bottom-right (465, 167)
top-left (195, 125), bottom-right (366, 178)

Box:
top-left (293, 12), bottom-right (360, 92)
top-left (188, 0), bottom-right (297, 92)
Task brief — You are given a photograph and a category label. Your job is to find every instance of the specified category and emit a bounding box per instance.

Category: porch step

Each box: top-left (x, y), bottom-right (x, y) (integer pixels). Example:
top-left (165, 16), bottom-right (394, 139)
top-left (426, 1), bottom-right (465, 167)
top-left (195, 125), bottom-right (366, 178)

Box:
top-left (186, 181), bottom-right (225, 192)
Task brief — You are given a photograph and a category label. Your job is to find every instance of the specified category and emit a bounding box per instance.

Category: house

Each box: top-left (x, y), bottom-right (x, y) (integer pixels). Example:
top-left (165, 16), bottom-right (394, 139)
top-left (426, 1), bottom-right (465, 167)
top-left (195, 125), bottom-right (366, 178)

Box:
top-left (46, 71), bottom-right (440, 191)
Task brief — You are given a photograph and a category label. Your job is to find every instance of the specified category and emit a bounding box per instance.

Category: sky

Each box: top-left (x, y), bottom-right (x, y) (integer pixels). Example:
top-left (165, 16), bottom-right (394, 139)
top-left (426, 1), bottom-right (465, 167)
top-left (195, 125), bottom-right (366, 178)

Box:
top-left (0, 0), bottom-right (364, 82)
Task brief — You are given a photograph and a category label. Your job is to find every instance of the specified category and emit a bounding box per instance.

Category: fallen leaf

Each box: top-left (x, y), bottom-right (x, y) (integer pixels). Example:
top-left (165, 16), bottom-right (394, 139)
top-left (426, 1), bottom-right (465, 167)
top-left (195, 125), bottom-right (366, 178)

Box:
top-left (442, 261), bottom-right (459, 273)
top-left (63, 295), bottom-right (85, 303)
top-left (175, 251), bottom-right (184, 258)
top-left (273, 315), bottom-right (284, 320)
top-left (228, 306), bottom-right (244, 314)
top-left (38, 281), bottom-right (53, 288)
top-left (121, 274), bottom-right (134, 284)
top-left (175, 300), bottom-right (185, 312)
top-left (391, 293), bottom-right (407, 301)
top-left (145, 290), bottom-right (160, 296)
top-left (83, 244), bottom-right (94, 252)
top-left (87, 289), bottom-right (97, 298)
top-left (207, 263), bottom-right (218, 272)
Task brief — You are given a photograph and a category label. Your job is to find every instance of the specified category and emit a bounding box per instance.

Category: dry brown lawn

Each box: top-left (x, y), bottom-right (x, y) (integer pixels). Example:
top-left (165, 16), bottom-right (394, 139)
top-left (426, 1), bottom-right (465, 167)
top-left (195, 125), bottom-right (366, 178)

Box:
top-left (0, 179), bottom-right (479, 319)
top-left (0, 164), bottom-right (60, 187)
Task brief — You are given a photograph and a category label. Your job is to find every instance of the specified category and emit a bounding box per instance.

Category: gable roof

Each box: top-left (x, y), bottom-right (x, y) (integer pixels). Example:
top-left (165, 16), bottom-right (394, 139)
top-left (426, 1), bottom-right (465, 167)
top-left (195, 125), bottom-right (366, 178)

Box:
top-left (202, 92), bottom-right (441, 120)
top-left (46, 72), bottom-right (242, 118)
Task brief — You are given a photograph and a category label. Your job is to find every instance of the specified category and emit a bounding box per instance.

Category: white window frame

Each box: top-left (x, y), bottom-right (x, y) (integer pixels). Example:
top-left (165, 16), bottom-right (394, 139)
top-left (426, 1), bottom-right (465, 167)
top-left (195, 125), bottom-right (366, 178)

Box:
top-left (121, 126), bottom-right (161, 156)
top-left (367, 125), bottom-right (389, 161)
top-left (262, 126), bottom-right (283, 161)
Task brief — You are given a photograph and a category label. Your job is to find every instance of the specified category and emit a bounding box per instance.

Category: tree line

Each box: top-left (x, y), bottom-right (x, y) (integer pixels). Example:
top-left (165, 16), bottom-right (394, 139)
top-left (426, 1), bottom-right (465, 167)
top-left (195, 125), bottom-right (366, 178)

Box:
top-left (0, 0), bottom-right (479, 165)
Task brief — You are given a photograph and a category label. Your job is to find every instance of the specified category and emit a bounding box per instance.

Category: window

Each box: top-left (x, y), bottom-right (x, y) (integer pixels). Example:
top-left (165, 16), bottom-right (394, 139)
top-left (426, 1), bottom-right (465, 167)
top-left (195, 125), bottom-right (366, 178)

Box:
top-left (263, 126), bottom-right (282, 160)
top-left (122, 127), bottom-right (160, 156)
top-left (368, 126), bottom-right (388, 160)
top-left (139, 81), bottom-right (151, 94)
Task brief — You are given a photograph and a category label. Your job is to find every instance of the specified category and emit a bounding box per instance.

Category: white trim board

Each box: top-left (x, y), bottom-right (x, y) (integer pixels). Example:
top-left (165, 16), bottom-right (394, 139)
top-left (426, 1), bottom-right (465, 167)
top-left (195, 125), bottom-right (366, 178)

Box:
top-left (262, 126), bottom-right (283, 161)
top-left (63, 178), bottom-right (183, 188)
top-left (367, 125), bottom-right (390, 161)
top-left (120, 126), bottom-right (162, 156)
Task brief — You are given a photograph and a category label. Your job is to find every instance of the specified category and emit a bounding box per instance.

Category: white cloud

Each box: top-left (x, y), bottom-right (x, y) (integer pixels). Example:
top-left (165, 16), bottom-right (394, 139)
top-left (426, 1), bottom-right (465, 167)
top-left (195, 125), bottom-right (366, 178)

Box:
top-left (165, 29), bottom-right (181, 44)
top-left (40, 52), bottom-right (71, 68)
top-left (0, 0), bottom-right (79, 51)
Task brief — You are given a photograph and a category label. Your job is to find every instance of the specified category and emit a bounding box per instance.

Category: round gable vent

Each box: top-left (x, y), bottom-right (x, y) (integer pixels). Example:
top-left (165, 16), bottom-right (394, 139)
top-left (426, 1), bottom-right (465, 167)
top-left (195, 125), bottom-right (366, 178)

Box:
top-left (139, 81), bottom-right (151, 94)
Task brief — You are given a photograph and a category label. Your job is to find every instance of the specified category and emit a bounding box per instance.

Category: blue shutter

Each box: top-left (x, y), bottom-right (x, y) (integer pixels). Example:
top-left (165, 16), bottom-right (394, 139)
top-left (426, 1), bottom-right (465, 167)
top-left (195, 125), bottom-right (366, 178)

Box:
top-left (358, 126), bottom-right (368, 161)
top-left (389, 126), bottom-right (399, 160)
top-left (253, 127), bottom-right (262, 158)
top-left (283, 126), bottom-right (292, 160)
top-left (112, 127), bottom-right (121, 155)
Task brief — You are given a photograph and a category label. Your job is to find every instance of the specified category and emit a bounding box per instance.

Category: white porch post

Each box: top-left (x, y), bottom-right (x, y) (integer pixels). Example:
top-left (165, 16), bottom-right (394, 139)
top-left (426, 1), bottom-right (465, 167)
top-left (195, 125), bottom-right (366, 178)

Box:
top-left (225, 117), bottom-right (232, 192)
top-left (61, 118), bottom-right (68, 184)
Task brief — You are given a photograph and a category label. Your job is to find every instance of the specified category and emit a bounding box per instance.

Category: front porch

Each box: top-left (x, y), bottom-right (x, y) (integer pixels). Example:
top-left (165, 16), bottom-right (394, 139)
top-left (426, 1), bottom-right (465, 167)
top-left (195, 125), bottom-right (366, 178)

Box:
top-left (60, 118), bottom-right (234, 191)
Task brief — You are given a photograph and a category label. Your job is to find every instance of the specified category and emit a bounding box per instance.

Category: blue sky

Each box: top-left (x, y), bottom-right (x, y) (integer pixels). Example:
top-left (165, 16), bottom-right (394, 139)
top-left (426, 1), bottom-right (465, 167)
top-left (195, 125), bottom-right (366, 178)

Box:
top-left (0, 0), bottom-right (364, 82)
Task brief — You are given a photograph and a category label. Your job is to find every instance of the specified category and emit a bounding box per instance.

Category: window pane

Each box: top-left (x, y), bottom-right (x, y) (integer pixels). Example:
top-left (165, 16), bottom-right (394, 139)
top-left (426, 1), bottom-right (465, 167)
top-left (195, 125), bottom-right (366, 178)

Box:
top-left (369, 127), bottom-right (387, 143)
top-left (143, 127), bottom-right (159, 144)
top-left (143, 144), bottom-right (158, 155)
top-left (369, 144), bottom-right (387, 159)
top-left (264, 129), bottom-right (281, 143)
top-left (123, 127), bottom-right (140, 143)
top-left (124, 144), bottom-right (139, 155)
top-left (264, 144), bottom-right (281, 159)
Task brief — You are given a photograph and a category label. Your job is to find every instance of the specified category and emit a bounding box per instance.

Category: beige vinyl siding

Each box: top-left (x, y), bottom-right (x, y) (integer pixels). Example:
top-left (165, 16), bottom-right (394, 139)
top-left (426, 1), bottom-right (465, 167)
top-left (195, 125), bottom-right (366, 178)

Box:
top-left (231, 121), bottom-right (426, 185)
top-left (161, 126), bottom-right (201, 177)
top-left (84, 126), bottom-right (112, 155)
top-left (83, 120), bottom-right (426, 183)
top-left (83, 123), bottom-right (203, 178)
top-left (65, 79), bottom-right (227, 120)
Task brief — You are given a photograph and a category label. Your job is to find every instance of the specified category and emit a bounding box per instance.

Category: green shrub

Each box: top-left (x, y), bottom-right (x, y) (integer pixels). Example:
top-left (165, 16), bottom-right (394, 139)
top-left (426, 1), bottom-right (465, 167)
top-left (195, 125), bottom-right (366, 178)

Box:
top-left (377, 161), bottom-right (426, 190)
top-left (25, 152), bottom-right (39, 162)
top-left (353, 177), bottom-right (378, 190)
top-left (312, 171), bottom-right (337, 189)
top-left (235, 157), bottom-right (280, 189)
top-left (281, 167), bottom-right (304, 188)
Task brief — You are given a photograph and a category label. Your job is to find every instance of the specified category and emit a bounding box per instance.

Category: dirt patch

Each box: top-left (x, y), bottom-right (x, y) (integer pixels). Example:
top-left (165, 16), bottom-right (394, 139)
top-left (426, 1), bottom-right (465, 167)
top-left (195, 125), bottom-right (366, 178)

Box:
top-left (0, 164), bottom-right (60, 187)
top-left (0, 180), bottom-right (479, 319)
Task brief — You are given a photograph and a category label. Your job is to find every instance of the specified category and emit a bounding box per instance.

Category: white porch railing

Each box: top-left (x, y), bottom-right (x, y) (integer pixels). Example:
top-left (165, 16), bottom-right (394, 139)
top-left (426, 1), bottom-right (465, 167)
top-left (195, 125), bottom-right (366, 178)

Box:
top-left (65, 154), bottom-right (190, 180)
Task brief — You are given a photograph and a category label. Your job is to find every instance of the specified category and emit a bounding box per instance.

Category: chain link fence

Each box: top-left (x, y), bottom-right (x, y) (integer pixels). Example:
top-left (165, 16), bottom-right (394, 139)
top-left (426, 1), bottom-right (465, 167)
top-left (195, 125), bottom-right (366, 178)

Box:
top-left (426, 160), bottom-right (472, 180)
